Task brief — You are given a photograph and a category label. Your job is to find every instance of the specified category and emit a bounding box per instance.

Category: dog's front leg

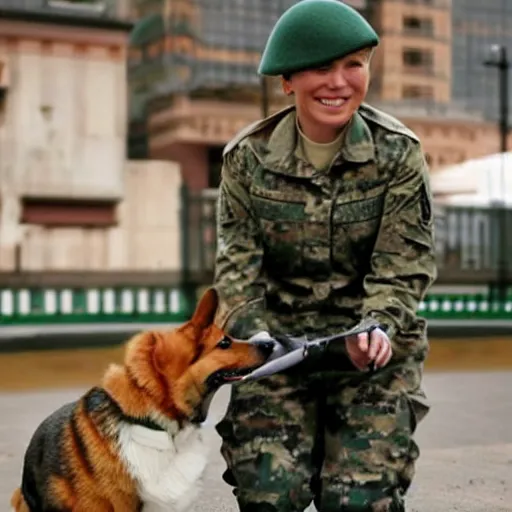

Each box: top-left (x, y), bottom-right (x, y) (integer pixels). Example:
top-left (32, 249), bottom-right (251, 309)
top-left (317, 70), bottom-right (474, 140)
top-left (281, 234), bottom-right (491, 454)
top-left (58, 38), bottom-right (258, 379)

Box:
top-left (120, 424), bottom-right (210, 512)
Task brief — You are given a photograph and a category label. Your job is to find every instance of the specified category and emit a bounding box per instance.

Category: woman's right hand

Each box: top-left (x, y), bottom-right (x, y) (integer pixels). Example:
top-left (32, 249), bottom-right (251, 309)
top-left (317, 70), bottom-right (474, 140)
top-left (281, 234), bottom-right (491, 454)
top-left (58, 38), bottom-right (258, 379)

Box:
top-left (345, 328), bottom-right (392, 371)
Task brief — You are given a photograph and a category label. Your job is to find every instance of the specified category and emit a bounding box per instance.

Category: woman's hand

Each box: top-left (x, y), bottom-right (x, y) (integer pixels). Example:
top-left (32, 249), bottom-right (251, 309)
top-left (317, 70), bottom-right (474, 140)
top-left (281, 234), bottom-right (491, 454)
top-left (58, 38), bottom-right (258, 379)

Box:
top-left (345, 328), bottom-right (392, 371)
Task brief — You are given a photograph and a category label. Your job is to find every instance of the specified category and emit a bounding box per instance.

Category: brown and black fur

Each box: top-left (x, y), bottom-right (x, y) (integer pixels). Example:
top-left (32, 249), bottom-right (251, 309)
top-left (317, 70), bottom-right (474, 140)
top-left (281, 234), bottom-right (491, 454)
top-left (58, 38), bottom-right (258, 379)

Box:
top-left (11, 287), bottom-right (274, 511)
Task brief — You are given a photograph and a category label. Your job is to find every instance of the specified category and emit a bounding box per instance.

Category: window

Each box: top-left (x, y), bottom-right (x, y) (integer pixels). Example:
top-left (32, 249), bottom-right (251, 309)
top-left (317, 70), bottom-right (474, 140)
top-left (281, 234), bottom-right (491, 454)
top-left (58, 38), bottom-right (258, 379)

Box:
top-left (403, 48), bottom-right (433, 67)
top-left (21, 199), bottom-right (117, 227)
top-left (404, 16), bottom-right (422, 30)
top-left (403, 16), bottom-right (434, 36)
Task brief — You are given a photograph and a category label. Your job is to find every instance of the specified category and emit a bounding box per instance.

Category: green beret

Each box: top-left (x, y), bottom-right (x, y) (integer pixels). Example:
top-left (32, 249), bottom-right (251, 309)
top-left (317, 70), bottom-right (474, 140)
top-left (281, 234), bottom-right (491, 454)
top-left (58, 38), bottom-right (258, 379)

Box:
top-left (258, 0), bottom-right (379, 76)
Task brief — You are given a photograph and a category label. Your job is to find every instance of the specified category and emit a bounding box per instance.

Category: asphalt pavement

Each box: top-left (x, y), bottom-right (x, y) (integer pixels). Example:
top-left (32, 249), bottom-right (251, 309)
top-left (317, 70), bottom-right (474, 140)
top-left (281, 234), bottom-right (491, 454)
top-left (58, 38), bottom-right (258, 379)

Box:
top-left (2, 371), bottom-right (511, 511)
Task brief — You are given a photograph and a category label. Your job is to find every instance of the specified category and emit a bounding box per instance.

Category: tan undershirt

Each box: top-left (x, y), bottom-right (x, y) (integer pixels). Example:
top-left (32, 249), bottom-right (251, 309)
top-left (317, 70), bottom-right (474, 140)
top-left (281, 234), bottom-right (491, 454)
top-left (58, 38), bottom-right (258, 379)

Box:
top-left (296, 118), bottom-right (347, 171)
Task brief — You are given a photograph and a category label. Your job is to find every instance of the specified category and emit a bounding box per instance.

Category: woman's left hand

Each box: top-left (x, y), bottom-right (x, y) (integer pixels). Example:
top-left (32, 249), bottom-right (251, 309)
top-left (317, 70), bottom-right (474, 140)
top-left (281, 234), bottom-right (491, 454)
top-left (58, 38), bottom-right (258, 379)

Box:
top-left (345, 328), bottom-right (393, 371)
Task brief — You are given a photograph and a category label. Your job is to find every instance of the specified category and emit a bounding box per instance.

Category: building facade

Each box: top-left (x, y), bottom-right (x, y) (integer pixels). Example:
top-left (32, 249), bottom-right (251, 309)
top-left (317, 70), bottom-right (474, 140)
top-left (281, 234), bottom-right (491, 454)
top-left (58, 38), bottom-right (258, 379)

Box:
top-left (451, 0), bottom-right (512, 124)
top-left (368, 0), bottom-right (511, 167)
top-left (0, 0), bottom-right (185, 272)
top-left (365, 0), bottom-right (452, 105)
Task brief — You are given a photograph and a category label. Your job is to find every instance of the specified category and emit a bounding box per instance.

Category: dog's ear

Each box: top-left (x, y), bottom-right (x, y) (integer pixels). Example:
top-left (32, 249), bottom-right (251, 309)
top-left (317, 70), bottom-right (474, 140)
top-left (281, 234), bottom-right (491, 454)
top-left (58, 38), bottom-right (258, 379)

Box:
top-left (122, 331), bottom-right (174, 399)
top-left (190, 287), bottom-right (219, 331)
top-left (151, 330), bottom-right (196, 382)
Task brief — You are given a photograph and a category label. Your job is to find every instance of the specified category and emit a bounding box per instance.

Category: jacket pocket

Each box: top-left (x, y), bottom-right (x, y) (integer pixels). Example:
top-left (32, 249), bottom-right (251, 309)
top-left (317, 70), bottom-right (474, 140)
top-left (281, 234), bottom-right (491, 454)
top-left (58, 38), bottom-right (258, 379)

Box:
top-left (331, 186), bottom-right (386, 268)
top-left (251, 194), bottom-right (307, 276)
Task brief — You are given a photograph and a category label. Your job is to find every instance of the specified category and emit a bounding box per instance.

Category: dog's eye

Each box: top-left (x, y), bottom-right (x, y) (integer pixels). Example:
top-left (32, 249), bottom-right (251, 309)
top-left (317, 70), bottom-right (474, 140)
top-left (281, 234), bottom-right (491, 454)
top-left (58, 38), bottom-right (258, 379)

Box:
top-left (216, 337), bottom-right (232, 349)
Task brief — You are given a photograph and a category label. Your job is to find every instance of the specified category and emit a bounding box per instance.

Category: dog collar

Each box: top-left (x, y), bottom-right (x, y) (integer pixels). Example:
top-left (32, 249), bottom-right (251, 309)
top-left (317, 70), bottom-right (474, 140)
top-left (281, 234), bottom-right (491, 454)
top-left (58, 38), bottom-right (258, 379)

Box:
top-left (124, 415), bottom-right (165, 432)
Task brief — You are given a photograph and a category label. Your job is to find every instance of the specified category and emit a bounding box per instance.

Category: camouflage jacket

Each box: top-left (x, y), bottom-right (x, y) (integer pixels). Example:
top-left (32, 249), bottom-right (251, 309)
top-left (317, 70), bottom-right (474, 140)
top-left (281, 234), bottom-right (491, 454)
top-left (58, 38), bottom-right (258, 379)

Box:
top-left (213, 104), bottom-right (437, 362)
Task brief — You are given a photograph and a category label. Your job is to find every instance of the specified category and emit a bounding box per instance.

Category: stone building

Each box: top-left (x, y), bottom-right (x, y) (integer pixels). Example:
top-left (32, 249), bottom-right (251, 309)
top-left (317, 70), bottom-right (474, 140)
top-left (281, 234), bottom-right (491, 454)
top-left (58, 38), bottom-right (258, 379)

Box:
top-left (0, 0), bottom-right (183, 272)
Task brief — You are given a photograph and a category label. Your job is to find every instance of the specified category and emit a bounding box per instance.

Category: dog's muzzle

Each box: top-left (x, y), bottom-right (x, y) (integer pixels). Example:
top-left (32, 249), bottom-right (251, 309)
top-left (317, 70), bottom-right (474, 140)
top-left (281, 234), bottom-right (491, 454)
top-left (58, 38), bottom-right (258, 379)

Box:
top-left (249, 334), bottom-right (275, 359)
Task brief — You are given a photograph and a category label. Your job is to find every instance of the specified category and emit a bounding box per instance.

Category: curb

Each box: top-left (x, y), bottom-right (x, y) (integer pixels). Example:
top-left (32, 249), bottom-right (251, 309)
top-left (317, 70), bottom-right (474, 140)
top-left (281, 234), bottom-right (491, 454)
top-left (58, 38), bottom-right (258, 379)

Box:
top-left (0, 321), bottom-right (511, 353)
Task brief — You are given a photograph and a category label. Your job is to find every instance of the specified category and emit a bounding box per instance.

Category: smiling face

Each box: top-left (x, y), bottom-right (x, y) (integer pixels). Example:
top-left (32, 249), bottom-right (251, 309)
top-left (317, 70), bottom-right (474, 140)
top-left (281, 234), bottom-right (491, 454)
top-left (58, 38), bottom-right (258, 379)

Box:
top-left (283, 48), bottom-right (372, 143)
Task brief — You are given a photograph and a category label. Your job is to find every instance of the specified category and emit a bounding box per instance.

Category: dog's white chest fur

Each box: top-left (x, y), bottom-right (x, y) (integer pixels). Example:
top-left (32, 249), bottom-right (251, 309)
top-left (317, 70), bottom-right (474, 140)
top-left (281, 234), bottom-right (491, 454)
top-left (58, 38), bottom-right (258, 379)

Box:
top-left (118, 422), bottom-right (209, 512)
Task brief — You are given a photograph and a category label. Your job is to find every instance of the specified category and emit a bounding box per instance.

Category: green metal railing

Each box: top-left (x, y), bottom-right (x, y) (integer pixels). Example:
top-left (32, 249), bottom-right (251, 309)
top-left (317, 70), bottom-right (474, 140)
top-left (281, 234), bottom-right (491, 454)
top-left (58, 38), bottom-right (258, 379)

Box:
top-left (419, 292), bottom-right (512, 320)
top-left (0, 287), bottom-right (191, 325)
top-left (1, 286), bottom-right (511, 326)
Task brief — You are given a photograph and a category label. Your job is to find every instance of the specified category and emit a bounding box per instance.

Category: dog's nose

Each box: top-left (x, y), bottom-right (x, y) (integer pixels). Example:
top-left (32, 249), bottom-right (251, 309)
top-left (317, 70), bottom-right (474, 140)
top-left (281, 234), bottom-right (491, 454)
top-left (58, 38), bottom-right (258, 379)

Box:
top-left (254, 339), bottom-right (275, 357)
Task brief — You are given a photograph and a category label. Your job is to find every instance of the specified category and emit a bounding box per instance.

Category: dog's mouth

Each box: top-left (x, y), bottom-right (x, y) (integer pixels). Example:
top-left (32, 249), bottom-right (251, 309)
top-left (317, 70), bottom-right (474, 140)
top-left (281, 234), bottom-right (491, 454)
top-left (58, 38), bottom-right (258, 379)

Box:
top-left (189, 365), bottom-right (260, 424)
top-left (204, 365), bottom-right (260, 390)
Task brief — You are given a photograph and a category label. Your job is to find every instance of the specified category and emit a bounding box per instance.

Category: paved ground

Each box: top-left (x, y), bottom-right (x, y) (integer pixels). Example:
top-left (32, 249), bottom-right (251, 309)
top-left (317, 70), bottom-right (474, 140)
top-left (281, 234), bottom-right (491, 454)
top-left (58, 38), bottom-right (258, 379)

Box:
top-left (2, 371), bottom-right (512, 511)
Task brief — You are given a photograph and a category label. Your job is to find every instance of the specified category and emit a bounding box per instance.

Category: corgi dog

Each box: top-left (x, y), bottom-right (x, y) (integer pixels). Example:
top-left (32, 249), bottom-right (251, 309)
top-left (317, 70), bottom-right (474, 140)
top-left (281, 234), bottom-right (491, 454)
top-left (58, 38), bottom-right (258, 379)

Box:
top-left (11, 287), bottom-right (274, 512)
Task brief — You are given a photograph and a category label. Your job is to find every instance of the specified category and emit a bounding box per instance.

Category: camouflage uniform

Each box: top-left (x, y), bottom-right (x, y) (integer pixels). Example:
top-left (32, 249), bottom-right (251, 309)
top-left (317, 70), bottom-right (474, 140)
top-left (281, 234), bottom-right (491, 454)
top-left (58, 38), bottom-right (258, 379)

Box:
top-left (213, 104), bottom-right (437, 511)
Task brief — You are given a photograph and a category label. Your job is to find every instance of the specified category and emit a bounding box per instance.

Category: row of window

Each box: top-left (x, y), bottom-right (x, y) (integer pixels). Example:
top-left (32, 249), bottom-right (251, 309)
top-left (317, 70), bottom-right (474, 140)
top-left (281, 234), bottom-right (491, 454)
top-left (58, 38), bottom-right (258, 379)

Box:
top-left (403, 48), bottom-right (433, 67)
top-left (403, 15), bottom-right (434, 36)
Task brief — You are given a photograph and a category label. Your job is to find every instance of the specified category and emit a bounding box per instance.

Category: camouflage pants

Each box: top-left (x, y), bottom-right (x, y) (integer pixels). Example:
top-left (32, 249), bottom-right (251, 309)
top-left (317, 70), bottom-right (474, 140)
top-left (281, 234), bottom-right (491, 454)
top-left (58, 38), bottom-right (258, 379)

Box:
top-left (215, 363), bottom-right (429, 512)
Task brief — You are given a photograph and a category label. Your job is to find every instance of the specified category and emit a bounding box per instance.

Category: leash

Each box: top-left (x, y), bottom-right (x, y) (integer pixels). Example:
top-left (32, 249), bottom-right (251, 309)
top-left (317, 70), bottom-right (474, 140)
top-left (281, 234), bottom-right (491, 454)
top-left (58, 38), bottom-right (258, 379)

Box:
top-left (238, 318), bottom-right (382, 382)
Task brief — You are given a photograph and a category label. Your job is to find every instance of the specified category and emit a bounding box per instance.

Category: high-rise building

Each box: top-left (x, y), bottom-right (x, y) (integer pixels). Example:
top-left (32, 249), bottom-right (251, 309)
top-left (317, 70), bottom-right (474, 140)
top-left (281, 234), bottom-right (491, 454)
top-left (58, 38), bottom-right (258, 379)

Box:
top-left (365, 0), bottom-right (452, 105)
top-left (451, 0), bottom-right (512, 124)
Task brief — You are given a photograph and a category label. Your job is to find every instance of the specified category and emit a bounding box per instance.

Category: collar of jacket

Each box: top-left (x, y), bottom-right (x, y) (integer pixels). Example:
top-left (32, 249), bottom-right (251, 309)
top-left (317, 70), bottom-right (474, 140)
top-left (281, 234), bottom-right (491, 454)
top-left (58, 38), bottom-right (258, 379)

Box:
top-left (249, 105), bottom-right (376, 178)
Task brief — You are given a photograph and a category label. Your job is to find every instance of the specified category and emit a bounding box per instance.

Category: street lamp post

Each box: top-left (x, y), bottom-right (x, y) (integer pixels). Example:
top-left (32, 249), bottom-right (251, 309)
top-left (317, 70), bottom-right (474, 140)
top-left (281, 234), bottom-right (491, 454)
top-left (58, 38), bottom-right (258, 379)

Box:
top-left (483, 44), bottom-right (510, 302)
top-left (260, 76), bottom-right (270, 118)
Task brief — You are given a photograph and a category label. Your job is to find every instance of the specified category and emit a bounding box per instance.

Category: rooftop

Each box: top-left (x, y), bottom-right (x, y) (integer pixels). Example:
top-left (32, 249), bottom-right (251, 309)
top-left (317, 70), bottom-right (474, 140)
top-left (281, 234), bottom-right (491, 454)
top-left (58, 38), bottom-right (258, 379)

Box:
top-left (0, 0), bottom-right (132, 31)
top-left (432, 151), bottom-right (512, 206)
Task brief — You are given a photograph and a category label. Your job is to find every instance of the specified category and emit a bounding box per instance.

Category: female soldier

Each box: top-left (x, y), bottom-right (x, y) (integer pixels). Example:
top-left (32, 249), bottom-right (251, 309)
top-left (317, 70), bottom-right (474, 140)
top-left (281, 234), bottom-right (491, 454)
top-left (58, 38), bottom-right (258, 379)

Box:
top-left (213, 1), bottom-right (437, 510)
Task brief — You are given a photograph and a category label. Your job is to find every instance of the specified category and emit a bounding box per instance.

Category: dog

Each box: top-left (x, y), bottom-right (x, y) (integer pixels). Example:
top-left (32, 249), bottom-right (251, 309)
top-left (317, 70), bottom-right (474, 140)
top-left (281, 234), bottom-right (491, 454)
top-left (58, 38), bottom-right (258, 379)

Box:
top-left (11, 287), bottom-right (274, 512)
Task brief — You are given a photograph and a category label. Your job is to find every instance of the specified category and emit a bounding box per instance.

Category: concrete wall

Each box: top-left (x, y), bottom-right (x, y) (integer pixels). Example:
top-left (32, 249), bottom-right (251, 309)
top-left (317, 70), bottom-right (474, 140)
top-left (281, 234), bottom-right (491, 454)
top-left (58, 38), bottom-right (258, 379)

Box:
top-left (0, 160), bottom-right (182, 271)
top-left (116, 160), bottom-right (182, 271)
top-left (0, 37), bottom-right (127, 202)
